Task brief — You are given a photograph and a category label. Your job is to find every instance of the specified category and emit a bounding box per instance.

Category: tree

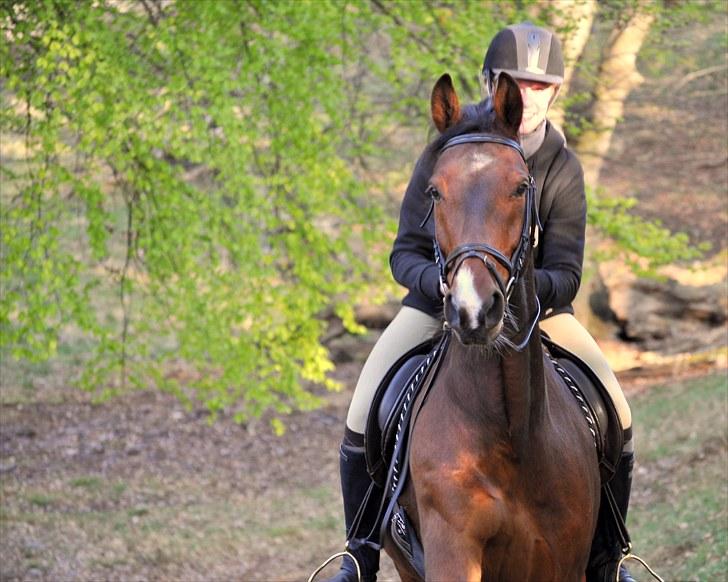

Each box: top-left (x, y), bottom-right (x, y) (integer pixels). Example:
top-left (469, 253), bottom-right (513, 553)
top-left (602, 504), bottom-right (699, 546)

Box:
top-left (575, 0), bottom-right (656, 185)
top-left (0, 0), bottom-right (529, 427)
top-left (546, 0), bottom-right (598, 130)
top-left (557, 1), bottom-right (712, 276)
top-left (1, 1), bottom-right (707, 428)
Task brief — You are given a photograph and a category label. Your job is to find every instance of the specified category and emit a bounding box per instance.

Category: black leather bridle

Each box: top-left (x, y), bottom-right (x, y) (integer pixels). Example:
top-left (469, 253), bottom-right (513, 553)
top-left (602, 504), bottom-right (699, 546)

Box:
top-left (427, 132), bottom-right (542, 350)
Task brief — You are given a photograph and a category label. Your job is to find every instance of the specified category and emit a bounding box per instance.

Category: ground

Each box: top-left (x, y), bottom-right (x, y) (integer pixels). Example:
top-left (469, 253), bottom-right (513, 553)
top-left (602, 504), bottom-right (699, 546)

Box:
top-left (1, 340), bottom-right (726, 581)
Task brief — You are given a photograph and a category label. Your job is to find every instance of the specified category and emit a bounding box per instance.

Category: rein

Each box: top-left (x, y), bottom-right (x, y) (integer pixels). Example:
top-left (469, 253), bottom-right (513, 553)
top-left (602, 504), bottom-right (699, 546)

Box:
top-left (428, 132), bottom-right (542, 350)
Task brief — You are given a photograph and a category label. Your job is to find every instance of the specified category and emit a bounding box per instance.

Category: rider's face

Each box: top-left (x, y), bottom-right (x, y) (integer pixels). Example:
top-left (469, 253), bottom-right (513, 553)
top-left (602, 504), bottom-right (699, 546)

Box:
top-left (517, 79), bottom-right (557, 135)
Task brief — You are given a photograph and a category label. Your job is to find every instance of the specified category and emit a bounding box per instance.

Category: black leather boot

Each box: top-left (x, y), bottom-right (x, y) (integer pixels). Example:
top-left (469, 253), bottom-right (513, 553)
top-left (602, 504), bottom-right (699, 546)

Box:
top-left (586, 445), bottom-right (636, 582)
top-left (612, 451), bottom-right (636, 582)
top-left (324, 436), bottom-right (381, 582)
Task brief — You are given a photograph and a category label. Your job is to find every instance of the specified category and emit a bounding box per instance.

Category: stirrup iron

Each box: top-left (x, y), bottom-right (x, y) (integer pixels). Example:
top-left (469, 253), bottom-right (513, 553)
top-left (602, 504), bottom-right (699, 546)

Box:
top-left (307, 549), bottom-right (362, 582)
top-left (615, 544), bottom-right (664, 582)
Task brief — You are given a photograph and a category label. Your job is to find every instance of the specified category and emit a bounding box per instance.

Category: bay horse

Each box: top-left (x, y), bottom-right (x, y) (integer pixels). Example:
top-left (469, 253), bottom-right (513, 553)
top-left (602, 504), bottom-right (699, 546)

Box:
top-left (383, 73), bottom-right (601, 581)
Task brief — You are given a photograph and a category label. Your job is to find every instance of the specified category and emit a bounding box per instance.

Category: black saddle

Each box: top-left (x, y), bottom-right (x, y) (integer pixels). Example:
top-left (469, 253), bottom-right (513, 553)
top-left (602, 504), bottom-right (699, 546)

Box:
top-left (542, 334), bottom-right (624, 484)
top-left (364, 336), bottom-right (443, 487)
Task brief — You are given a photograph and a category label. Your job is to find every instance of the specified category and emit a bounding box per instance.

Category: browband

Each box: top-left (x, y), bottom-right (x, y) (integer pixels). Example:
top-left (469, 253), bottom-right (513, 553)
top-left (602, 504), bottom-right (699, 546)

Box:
top-left (440, 133), bottom-right (525, 163)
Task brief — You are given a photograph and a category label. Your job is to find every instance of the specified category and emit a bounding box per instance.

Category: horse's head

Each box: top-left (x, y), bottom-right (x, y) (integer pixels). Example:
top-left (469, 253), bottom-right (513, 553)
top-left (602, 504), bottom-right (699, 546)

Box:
top-left (429, 73), bottom-right (536, 346)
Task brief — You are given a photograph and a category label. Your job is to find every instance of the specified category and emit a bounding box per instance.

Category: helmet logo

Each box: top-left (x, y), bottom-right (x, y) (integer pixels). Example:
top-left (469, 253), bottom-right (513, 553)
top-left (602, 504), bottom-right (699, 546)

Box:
top-left (526, 31), bottom-right (545, 75)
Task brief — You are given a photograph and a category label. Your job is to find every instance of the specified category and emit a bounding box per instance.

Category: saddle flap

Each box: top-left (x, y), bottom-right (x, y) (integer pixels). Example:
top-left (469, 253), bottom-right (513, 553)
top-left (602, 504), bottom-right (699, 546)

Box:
top-left (390, 503), bottom-right (426, 580)
top-left (377, 355), bottom-right (427, 433)
top-left (364, 337), bottom-right (439, 487)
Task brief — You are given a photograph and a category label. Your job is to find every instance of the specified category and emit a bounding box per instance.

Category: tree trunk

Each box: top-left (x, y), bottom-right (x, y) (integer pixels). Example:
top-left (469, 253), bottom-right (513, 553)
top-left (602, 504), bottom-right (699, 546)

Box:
top-left (576, 5), bottom-right (656, 186)
top-left (548, 0), bottom-right (598, 130)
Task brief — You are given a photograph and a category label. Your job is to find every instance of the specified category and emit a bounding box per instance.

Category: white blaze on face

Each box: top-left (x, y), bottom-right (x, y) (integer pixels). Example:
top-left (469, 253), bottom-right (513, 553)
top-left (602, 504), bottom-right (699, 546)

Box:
top-left (471, 151), bottom-right (495, 172)
top-left (453, 265), bottom-right (482, 330)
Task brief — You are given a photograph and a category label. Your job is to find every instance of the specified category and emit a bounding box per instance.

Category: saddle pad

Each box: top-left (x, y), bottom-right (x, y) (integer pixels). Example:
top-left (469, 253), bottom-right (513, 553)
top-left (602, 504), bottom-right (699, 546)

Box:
top-left (542, 335), bottom-right (623, 484)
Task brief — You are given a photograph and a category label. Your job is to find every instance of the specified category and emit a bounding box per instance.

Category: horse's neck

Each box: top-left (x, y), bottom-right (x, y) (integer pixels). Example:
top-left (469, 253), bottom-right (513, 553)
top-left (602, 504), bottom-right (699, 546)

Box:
top-left (500, 325), bottom-right (546, 453)
top-left (501, 267), bottom-right (547, 452)
top-left (444, 268), bottom-right (547, 454)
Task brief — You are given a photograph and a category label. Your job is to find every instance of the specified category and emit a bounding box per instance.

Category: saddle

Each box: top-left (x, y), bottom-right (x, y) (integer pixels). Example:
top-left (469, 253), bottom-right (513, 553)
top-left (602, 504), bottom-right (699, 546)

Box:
top-left (364, 334), bottom-right (446, 487)
top-left (365, 333), bottom-right (623, 489)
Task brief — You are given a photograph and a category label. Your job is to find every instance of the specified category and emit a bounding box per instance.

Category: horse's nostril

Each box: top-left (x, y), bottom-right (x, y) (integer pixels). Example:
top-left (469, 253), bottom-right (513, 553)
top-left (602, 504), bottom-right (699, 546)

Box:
top-left (445, 294), bottom-right (460, 329)
top-left (481, 290), bottom-right (504, 328)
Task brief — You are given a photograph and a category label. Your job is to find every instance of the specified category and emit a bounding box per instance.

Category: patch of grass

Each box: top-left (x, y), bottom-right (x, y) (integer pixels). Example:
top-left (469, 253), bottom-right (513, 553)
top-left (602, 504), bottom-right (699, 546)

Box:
top-left (110, 481), bottom-right (127, 501)
top-left (309, 514), bottom-right (339, 532)
top-left (70, 476), bottom-right (103, 490)
top-left (263, 524), bottom-right (300, 538)
top-left (303, 485), bottom-right (336, 503)
top-left (22, 560), bottom-right (47, 573)
top-left (128, 507), bottom-right (149, 518)
top-left (629, 373), bottom-right (727, 581)
top-left (90, 556), bottom-right (129, 569)
top-left (27, 493), bottom-right (57, 509)
top-left (634, 373), bottom-right (727, 462)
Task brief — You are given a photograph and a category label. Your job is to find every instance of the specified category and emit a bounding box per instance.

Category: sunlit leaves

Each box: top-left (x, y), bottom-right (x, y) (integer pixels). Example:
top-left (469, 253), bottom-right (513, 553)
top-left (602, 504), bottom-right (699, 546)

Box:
top-left (7, 0), bottom-right (696, 428)
top-left (586, 187), bottom-right (709, 277)
top-left (2, 0), bottom-right (421, 425)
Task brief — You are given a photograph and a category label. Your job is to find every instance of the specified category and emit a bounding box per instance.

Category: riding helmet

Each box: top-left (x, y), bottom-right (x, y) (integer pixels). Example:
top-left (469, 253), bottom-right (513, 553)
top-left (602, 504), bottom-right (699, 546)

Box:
top-left (482, 22), bottom-right (564, 91)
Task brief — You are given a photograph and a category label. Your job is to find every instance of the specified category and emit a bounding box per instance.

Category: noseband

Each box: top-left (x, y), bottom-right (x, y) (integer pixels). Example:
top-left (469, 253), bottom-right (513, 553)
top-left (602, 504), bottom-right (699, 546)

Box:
top-left (429, 132), bottom-right (542, 350)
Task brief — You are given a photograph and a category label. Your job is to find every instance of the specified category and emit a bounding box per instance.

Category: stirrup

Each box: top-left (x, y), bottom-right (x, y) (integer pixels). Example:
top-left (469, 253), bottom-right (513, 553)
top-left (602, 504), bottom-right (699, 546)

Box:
top-left (615, 545), bottom-right (664, 582)
top-left (307, 550), bottom-right (361, 582)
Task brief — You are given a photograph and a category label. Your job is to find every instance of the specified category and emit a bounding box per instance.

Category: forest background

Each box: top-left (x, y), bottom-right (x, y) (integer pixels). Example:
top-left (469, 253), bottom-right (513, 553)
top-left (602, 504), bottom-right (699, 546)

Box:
top-left (1, 1), bottom-right (726, 580)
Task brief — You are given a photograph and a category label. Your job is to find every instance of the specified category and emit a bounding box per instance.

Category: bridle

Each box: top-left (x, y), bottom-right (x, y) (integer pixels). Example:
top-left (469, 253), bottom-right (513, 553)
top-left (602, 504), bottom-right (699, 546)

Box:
top-left (426, 132), bottom-right (542, 350)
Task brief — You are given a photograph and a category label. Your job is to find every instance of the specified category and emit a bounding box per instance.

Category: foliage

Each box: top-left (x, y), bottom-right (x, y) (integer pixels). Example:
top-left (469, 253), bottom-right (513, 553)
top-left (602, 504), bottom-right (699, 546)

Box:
top-left (1, 0), bottom-right (710, 422)
top-left (586, 187), bottom-right (709, 277)
top-left (0, 0), bottom-right (531, 422)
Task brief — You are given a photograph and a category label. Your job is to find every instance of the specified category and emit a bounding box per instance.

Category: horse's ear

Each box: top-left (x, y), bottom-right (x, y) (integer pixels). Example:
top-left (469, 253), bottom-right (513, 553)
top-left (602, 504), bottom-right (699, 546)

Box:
top-left (431, 73), bottom-right (462, 133)
top-left (492, 73), bottom-right (523, 137)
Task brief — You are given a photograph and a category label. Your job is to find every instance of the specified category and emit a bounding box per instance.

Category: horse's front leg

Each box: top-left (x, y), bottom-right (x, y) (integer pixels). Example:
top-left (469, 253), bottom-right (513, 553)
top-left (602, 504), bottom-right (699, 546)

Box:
top-left (418, 506), bottom-right (484, 582)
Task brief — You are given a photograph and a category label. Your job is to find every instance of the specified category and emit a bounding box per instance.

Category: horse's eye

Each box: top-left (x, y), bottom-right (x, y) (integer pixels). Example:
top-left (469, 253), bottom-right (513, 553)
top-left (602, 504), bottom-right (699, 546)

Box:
top-left (515, 182), bottom-right (529, 197)
top-left (426, 185), bottom-right (442, 201)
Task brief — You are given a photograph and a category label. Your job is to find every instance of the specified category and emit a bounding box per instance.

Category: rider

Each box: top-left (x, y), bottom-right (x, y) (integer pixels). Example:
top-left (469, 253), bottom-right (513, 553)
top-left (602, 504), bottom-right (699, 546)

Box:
top-left (327, 22), bottom-right (636, 582)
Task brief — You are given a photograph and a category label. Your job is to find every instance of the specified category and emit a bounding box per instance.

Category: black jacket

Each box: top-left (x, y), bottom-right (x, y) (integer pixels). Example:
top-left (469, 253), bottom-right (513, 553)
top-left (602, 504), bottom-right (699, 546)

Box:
top-left (389, 119), bottom-right (586, 320)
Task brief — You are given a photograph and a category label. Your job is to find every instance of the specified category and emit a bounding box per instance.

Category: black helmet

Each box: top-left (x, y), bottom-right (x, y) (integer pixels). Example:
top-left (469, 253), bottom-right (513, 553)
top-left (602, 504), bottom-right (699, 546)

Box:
top-left (482, 23), bottom-right (564, 89)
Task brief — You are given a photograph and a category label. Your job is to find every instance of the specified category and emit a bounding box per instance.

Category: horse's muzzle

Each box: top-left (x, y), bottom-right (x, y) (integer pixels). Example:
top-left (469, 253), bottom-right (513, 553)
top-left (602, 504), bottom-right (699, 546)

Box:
top-left (445, 285), bottom-right (505, 345)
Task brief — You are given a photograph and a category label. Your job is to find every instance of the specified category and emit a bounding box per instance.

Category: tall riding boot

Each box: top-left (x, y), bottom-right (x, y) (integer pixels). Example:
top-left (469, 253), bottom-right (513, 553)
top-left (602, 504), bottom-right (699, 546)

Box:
top-left (325, 431), bottom-right (381, 582)
top-left (586, 429), bottom-right (635, 582)
top-left (612, 449), bottom-right (636, 582)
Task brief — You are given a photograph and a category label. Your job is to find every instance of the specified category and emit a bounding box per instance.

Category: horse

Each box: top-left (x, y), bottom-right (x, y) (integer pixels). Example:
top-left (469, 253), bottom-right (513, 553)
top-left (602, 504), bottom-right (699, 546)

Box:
top-left (382, 73), bottom-right (601, 582)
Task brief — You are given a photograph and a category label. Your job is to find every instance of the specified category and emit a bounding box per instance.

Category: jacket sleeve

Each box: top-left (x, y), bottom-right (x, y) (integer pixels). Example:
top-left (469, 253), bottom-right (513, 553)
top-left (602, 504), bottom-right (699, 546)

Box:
top-left (535, 150), bottom-right (586, 312)
top-left (389, 153), bottom-right (442, 302)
